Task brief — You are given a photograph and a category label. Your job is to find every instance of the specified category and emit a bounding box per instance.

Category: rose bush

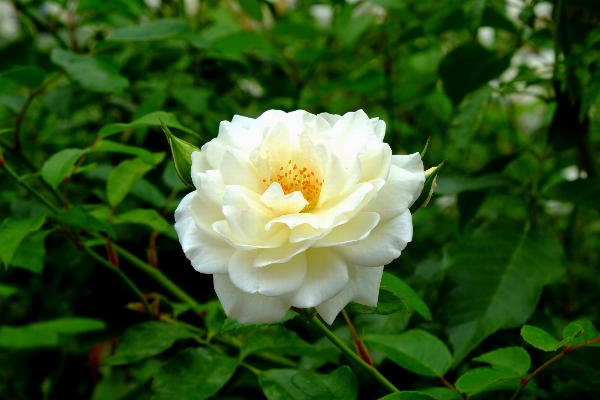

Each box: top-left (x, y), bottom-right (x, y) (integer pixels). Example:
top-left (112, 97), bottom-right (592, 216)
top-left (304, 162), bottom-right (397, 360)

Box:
top-left (174, 110), bottom-right (425, 324)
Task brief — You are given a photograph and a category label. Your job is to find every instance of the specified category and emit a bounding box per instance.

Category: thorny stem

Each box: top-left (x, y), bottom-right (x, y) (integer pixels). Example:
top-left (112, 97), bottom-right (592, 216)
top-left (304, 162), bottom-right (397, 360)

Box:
top-left (341, 309), bottom-right (373, 366)
top-left (440, 375), bottom-right (461, 395)
top-left (510, 336), bottom-right (600, 400)
top-left (304, 312), bottom-right (399, 394)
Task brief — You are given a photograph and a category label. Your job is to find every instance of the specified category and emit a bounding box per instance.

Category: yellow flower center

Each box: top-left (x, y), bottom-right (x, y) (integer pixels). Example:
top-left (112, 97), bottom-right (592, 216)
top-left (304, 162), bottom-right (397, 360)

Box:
top-left (263, 159), bottom-right (323, 212)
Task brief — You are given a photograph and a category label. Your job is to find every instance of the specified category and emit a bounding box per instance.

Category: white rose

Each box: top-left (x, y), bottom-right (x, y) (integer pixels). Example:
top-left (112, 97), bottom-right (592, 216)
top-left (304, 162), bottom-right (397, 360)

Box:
top-left (174, 110), bottom-right (425, 324)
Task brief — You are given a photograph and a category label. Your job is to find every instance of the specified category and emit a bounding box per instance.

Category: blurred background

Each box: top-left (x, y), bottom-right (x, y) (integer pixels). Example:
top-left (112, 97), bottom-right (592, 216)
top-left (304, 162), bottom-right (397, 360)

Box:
top-left (0, 0), bottom-right (599, 399)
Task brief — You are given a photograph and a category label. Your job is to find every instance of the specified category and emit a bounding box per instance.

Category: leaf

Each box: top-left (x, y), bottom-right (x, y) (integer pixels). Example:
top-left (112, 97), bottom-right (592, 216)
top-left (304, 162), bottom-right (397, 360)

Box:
top-left (0, 283), bottom-right (20, 298)
top-left (410, 387), bottom-right (462, 400)
top-left (562, 320), bottom-right (600, 346)
top-left (455, 366), bottom-right (519, 394)
top-left (410, 160), bottom-right (444, 213)
top-left (103, 321), bottom-right (195, 366)
top-left (438, 42), bottom-right (512, 106)
top-left (111, 209), bottom-right (176, 239)
top-left (162, 161), bottom-right (188, 191)
top-left (472, 347), bottom-right (531, 376)
top-left (0, 215), bottom-right (46, 268)
top-left (130, 178), bottom-right (167, 208)
top-left (345, 288), bottom-right (408, 315)
top-left (380, 272), bottom-right (432, 320)
top-left (520, 325), bottom-right (564, 351)
top-left (107, 19), bottom-right (190, 42)
top-left (378, 392), bottom-right (437, 400)
top-left (238, 0), bottom-right (263, 21)
top-left (240, 325), bottom-right (313, 358)
top-left (56, 206), bottom-right (117, 239)
top-left (151, 347), bottom-right (238, 400)
top-left (92, 140), bottom-right (156, 165)
top-left (442, 227), bottom-right (565, 364)
top-left (1, 66), bottom-right (46, 89)
top-left (435, 174), bottom-right (511, 195)
top-left (51, 49), bottom-right (129, 93)
top-left (447, 85), bottom-right (492, 149)
top-left (162, 123), bottom-right (201, 189)
top-left (170, 88), bottom-right (211, 116)
top-left (545, 178), bottom-right (600, 210)
top-left (365, 330), bottom-right (452, 377)
top-left (222, 310), bottom-right (297, 332)
top-left (106, 155), bottom-right (164, 207)
top-left (259, 370), bottom-right (312, 400)
top-left (98, 111), bottom-right (199, 138)
top-left (10, 230), bottom-right (50, 273)
top-left (0, 318), bottom-right (106, 349)
top-left (291, 366), bottom-right (358, 400)
top-left (41, 148), bottom-right (89, 189)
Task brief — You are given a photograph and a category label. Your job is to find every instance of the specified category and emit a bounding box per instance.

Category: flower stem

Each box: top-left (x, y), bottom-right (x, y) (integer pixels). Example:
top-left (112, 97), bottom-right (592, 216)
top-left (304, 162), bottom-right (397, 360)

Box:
top-left (341, 309), bottom-right (373, 366)
top-left (305, 313), bottom-right (399, 394)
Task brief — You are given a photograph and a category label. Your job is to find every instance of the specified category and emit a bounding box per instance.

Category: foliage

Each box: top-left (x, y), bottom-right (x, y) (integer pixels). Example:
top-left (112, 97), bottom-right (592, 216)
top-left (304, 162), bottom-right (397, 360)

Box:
top-left (1, 0), bottom-right (600, 399)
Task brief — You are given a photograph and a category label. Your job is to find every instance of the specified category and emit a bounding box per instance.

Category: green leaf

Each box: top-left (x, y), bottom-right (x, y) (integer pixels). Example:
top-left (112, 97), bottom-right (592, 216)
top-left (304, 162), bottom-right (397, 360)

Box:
top-left (103, 322), bottom-right (195, 366)
top-left (291, 366), bottom-right (358, 400)
top-left (439, 42), bottom-right (512, 106)
top-left (171, 88), bottom-right (211, 116)
top-left (106, 155), bottom-right (164, 207)
top-left (435, 174), bottom-right (511, 195)
top-left (520, 325), bottom-right (564, 351)
top-left (410, 160), bottom-right (444, 213)
top-left (238, 0), bottom-right (263, 21)
top-left (378, 392), bottom-right (437, 400)
top-left (222, 310), bottom-right (297, 331)
top-left (0, 215), bottom-right (46, 268)
top-left (107, 19), bottom-right (191, 42)
top-left (0, 318), bottom-right (105, 349)
top-left (92, 140), bottom-right (156, 165)
top-left (411, 387), bottom-right (462, 400)
top-left (0, 283), bottom-right (20, 298)
top-left (130, 178), bottom-right (168, 208)
top-left (56, 206), bottom-right (117, 239)
top-left (562, 320), bottom-right (600, 346)
top-left (162, 122), bottom-right (201, 189)
top-left (98, 111), bottom-right (199, 138)
top-left (381, 272), bottom-right (432, 320)
top-left (365, 330), bottom-right (452, 377)
top-left (10, 230), bottom-right (50, 273)
top-left (259, 370), bottom-right (312, 400)
top-left (545, 178), bottom-right (600, 210)
top-left (162, 161), bottom-right (188, 191)
top-left (442, 227), bottom-right (565, 364)
top-left (111, 209), bottom-right (176, 239)
top-left (151, 347), bottom-right (238, 400)
top-left (41, 148), bottom-right (89, 189)
top-left (472, 347), bottom-right (530, 376)
top-left (50, 49), bottom-right (129, 93)
top-left (0, 66), bottom-right (46, 89)
top-left (455, 366), bottom-right (519, 394)
top-left (345, 288), bottom-right (409, 315)
top-left (240, 325), bottom-right (313, 358)
top-left (447, 85), bottom-right (492, 149)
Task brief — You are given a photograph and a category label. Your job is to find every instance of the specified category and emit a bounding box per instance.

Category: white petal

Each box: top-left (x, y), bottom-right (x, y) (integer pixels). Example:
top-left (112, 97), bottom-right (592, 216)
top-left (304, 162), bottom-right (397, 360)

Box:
top-left (359, 143), bottom-right (392, 182)
top-left (391, 153), bottom-right (426, 179)
top-left (373, 119), bottom-right (386, 142)
top-left (229, 250), bottom-right (307, 296)
top-left (317, 112), bottom-right (341, 127)
top-left (231, 114), bottom-right (255, 129)
top-left (175, 193), bottom-right (234, 274)
top-left (315, 265), bottom-right (384, 324)
top-left (218, 120), bottom-right (263, 155)
top-left (190, 151), bottom-right (211, 178)
top-left (266, 213), bottom-right (319, 231)
top-left (363, 165), bottom-right (423, 220)
top-left (335, 210), bottom-right (412, 267)
top-left (214, 274), bottom-right (291, 324)
top-left (260, 183), bottom-right (308, 215)
top-left (213, 220), bottom-right (289, 250)
top-left (288, 248), bottom-right (348, 308)
top-left (222, 185), bottom-right (274, 242)
top-left (313, 181), bottom-right (380, 229)
top-left (329, 110), bottom-right (375, 166)
top-left (253, 240), bottom-right (314, 267)
top-left (314, 212), bottom-right (380, 247)
top-left (219, 147), bottom-right (265, 194)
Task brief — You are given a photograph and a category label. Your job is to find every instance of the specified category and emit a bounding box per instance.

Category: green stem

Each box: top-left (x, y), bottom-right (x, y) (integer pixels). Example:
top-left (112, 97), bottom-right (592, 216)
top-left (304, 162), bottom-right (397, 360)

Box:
top-left (306, 314), bottom-right (399, 394)
top-left (1, 160), bottom-right (62, 213)
top-left (83, 245), bottom-right (154, 316)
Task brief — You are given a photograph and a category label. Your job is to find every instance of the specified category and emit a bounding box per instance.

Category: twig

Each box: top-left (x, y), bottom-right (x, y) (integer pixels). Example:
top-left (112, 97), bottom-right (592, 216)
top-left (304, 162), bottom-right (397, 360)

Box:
top-left (341, 309), bottom-right (373, 366)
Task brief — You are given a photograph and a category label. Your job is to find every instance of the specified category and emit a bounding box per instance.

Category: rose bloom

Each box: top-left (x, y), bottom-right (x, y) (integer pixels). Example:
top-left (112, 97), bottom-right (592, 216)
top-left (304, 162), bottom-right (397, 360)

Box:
top-left (174, 110), bottom-right (425, 324)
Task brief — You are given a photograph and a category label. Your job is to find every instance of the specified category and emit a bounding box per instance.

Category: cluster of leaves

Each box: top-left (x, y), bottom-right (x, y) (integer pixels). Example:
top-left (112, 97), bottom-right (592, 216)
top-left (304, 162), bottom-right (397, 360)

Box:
top-left (1, 0), bottom-right (599, 399)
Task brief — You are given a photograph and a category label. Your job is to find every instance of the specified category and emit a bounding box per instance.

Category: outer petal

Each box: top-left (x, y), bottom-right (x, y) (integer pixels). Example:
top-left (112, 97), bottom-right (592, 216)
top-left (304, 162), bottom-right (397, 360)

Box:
top-left (362, 166), bottom-right (423, 220)
top-left (315, 265), bottom-right (384, 324)
top-left (391, 153), bottom-right (426, 182)
top-left (175, 192), bottom-right (234, 274)
top-left (229, 250), bottom-right (307, 296)
top-left (214, 274), bottom-right (291, 324)
top-left (335, 210), bottom-right (413, 268)
top-left (313, 212), bottom-right (380, 247)
top-left (288, 248), bottom-right (348, 308)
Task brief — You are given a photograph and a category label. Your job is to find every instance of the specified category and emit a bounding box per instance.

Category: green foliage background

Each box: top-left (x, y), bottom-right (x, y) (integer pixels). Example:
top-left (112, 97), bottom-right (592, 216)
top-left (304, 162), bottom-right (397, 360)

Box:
top-left (0, 0), bottom-right (599, 399)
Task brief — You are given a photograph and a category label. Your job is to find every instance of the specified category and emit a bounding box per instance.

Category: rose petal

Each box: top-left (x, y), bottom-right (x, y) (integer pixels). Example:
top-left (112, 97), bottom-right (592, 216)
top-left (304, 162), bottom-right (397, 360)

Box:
top-left (214, 274), bottom-right (291, 324)
top-left (335, 210), bottom-right (413, 267)
top-left (220, 147), bottom-right (265, 194)
top-left (260, 182), bottom-right (308, 215)
top-left (313, 212), bottom-right (380, 247)
top-left (253, 240), bottom-right (315, 267)
top-left (229, 250), bottom-right (307, 296)
top-left (287, 248), bottom-right (348, 308)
